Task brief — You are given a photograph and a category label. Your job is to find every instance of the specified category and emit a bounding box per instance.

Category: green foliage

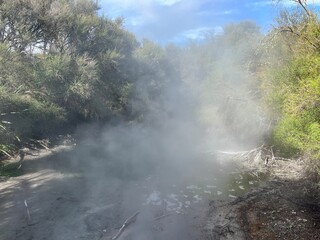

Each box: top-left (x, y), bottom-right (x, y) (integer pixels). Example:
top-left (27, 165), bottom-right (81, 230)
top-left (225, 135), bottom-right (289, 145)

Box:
top-left (267, 55), bottom-right (320, 159)
top-left (272, 116), bottom-right (305, 156)
top-left (0, 143), bottom-right (15, 158)
top-left (0, 162), bottom-right (23, 177)
top-left (0, 0), bottom-right (173, 156)
top-left (33, 53), bottom-right (101, 119)
top-left (0, 91), bottom-right (66, 158)
top-left (131, 39), bottom-right (180, 119)
top-left (0, 43), bottom-right (33, 92)
top-left (272, 110), bottom-right (320, 158)
top-left (134, 40), bottom-right (172, 99)
top-left (0, 89), bottom-right (66, 139)
top-left (6, 0), bottom-right (320, 174)
top-left (262, 6), bottom-right (320, 163)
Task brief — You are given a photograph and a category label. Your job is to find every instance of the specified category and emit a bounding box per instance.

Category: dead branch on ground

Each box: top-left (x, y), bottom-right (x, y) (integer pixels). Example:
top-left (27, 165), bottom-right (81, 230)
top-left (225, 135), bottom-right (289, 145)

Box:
top-left (154, 212), bottom-right (174, 221)
top-left (24, 200), bottom-right (32, 224)
top-left (216, 145), bottom-right (265, 164)
top-left (111, 211), bottom-right (140, 240)
top-left (216, 145), bottom-right (296, 166)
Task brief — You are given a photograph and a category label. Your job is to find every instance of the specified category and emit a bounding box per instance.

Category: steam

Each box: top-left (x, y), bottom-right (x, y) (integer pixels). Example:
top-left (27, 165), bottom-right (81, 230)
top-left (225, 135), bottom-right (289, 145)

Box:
top-left (52, 22), bottom-right (268, 240)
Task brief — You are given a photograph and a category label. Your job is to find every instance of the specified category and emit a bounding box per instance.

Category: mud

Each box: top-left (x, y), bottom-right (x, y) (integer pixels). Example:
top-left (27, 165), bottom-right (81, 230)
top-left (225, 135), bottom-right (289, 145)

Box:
top-left (204, 159), bottom-right (320, 240)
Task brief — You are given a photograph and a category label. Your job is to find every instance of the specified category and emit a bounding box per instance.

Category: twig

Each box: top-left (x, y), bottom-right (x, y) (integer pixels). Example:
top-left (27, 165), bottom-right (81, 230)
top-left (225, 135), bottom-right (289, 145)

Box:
top-left (24, 200), bottom-right (32, 224)
top-left (270, 146), bottom-right (275, 162)
top-left (17, 163), bottom-right (23, 169)
top-left (154, 213), bottom-right (173, 221)
top-left (274, 157), bottom-right (291, 162)
top-left (217, 145), bottom-right (264, 163)
top-left (111, 211), bottom-right (140, 240)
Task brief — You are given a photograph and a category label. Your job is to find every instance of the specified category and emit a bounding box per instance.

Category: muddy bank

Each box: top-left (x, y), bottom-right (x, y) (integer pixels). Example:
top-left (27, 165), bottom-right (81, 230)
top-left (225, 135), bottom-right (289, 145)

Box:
top-left (203, 160), bottom-right (320, 240)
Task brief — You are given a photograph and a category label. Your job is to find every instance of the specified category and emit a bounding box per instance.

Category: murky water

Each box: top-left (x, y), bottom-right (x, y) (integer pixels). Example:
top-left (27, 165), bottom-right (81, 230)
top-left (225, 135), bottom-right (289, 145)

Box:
top-left (0, 145), bottom-right (269, 240)
top-left (97, 154), bottom-right (268, 240)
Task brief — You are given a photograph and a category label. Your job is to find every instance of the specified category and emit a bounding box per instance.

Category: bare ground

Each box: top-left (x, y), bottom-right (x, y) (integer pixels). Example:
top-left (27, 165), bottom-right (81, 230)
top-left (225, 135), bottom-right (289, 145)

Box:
top-left (203, 159), bottom-right (320, 240)
top-left (0, 145), bottom-right (128, 240)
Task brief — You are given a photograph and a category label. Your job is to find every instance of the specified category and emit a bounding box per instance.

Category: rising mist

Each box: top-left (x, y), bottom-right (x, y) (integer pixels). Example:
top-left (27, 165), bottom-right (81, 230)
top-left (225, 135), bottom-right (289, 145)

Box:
top-left (55, 20), bottom-right (269, 239)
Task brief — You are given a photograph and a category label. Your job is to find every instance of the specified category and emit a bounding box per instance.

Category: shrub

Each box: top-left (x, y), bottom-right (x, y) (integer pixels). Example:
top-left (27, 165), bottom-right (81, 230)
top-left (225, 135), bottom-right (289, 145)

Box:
top-left (0, 89), bottom-right (66, 141)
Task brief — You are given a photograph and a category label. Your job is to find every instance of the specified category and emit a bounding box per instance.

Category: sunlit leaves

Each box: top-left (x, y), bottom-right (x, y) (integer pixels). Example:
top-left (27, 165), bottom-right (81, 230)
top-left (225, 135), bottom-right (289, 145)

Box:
top-left (263, 9), bottom-right (320, 160)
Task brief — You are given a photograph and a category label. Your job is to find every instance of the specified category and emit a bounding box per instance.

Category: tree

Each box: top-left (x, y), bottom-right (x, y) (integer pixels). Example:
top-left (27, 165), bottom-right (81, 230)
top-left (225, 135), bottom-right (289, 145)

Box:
top-left (0, 0), bottom-right (141, 157)
top-left (260, 2), bottom-right (320, 162)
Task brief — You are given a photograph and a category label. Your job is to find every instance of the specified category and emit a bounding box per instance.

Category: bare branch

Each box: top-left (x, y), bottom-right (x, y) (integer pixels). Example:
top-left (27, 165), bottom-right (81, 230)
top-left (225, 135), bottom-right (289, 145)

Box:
top-left (296, 0), bottom-right (311, 17)
top-left (278, 26), bottom-right (319, 50)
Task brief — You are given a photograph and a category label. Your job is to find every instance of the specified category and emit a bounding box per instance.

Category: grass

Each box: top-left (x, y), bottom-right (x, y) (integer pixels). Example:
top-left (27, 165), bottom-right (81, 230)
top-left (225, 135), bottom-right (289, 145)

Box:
top-left (0, 162), bottom-right (23, 177)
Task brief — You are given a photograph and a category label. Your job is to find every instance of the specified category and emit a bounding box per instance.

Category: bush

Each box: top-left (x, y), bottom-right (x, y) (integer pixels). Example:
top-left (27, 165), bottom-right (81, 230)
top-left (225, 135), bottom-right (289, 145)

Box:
top-left (269, 56), bottom-right (320, 160)
top-left (0, 90), bottom-right (66, 141)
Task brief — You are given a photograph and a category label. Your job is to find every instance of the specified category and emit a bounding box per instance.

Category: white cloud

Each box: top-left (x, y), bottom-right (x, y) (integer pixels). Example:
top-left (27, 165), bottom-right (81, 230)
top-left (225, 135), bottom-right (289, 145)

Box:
top-left (197, 9), bottom-right (236, 16)
top-left (129, 16), bottom-right (145, 26)
top-left (222, 10), bottom-right (233, 15)
top-left (175, 26), bottom-right (223, 42)
top-left (182, 27), bottom-right (212, 40)
top-left (100, 0), bottom-right (155, 18)
top-left (98, 0), bottom-right (233, 43)
top-left (155, 0), bottom-right (182, 6)
top-left (249, 1), bottom-right (273, 7)
top-left (250, 0), bottom-right (320, 7)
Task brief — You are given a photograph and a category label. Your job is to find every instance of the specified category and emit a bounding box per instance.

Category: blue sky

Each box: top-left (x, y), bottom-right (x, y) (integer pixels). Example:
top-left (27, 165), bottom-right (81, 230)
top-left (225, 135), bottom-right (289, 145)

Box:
top-left (98, 0), bottom-right (319, 44)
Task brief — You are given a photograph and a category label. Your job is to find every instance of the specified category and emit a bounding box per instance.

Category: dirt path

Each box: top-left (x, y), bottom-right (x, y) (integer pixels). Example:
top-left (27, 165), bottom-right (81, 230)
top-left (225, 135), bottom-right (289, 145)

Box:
top-left (1, 147), bottom-right (119, 238)
top-left (0, 146), bottom-right (92, 240)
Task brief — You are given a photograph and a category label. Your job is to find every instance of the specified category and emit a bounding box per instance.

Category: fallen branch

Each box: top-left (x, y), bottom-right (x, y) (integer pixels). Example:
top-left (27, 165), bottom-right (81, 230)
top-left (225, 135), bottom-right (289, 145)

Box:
top-left (270, 146), bottom-right (275, 162)
top-left (216, 145), bottom-right (264, 163)
top-left (17, 162), bottom-right (23, 170)
top-left (154, 213), bottom-right (173, 221)
top-left (111, 211), bottom-right (140, 240)
top-left (274, 157), bottom-right (291, 162)
top-left (24, 200), bottom-right (32, 224)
